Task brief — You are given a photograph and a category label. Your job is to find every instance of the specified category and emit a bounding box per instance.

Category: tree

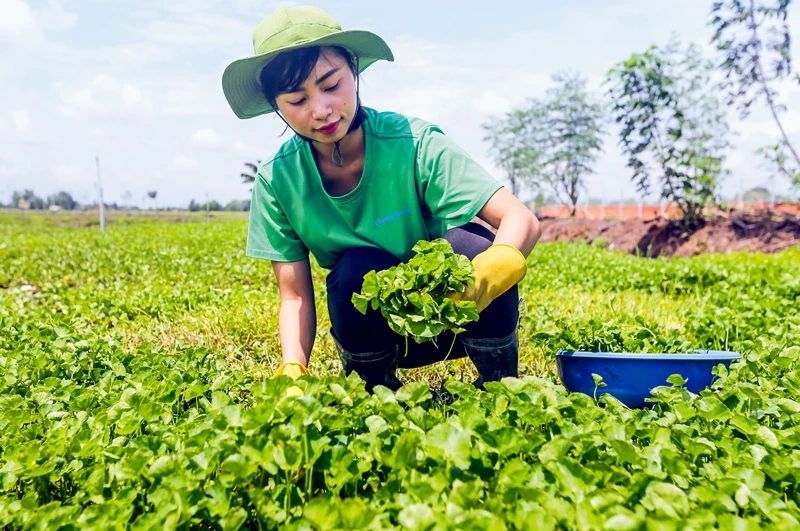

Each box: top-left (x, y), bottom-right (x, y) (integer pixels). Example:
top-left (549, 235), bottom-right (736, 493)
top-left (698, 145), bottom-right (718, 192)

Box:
top-left (757, 142), bottom-right (800, 187)
top-left (224, 199), bottom-right (251, 211)
top-left (483, 72), bottom-right (605, 215)
top-left (481, 109), bottom-right (539, 197)
top-left (241, 161), bottom-right (261, 192)
top-left (188, 199), bottom-right (202, 212)
top-left (47, 191), bottom-right (78, 210)
top-left (147, 190), bottom-right (158, 210)
top-left (742, 186), bottom-right (771, 203)
top-left (531, 72), bottom-right (605, 216)
top-left (606, 39), bottom-right (731, 222)
top-left (204, 200), bottom-right (223, 211)
top-left (709, 0), bottom-right (799, 186)
top-left (12, 190), bottom-right (45, 209)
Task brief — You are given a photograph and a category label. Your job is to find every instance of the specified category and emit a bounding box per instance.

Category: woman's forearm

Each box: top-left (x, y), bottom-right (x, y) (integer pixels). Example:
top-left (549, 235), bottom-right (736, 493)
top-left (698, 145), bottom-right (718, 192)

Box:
top-left (493, 207), bottom-right (541, 257)
top-left (278, 297), bottom-right (316, 366)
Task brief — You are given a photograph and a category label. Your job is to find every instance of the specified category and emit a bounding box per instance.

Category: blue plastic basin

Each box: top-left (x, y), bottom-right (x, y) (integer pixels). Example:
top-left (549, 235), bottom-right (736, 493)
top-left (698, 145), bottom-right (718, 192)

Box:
top-left (555, 350), bottom-right (742, 409)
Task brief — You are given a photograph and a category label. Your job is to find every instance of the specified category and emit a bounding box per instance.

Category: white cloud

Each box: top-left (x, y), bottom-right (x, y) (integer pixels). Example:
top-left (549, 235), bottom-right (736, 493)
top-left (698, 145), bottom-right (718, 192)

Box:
top-left (37, 1), bottom-right (77, 31)
top-left (192, 127), bottom-right (222, 146)
top-left (232, 139), bottom-right (260, 154)
top-left (470, 90), bottom-right (514, 117)
top-left (158, 78), bottom-right (224, 117)
top-left (173, 155), bottom-right (199, 169)
top-left (8, 109), bottom-right (32, 134)
top-left (51, 162), bottom-right (92, 186)
top-left (0, 149), bottom-right (18, 177)
top-left (54, 74), bottom-right (154, 118)
top-left (115, 43), bottom-right (164, 66)
top-left (132, 11), bottom-right (252, 52)
top-left (0, 0), bottom-right (37, 51)
top-left (0, 0), bottom-right (76, 59)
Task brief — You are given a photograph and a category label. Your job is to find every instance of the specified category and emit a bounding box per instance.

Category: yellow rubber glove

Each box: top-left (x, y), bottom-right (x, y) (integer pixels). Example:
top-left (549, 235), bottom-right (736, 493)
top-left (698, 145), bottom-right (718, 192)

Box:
top-left (274, 361), bottom-right (308, 397)
top-left (446, 244), bottom-right (527, 313)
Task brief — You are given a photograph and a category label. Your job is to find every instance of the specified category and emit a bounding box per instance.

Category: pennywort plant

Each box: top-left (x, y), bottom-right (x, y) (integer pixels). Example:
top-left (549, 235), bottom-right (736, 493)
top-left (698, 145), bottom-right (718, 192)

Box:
top-left (352, 239), bottom-right (479, 356)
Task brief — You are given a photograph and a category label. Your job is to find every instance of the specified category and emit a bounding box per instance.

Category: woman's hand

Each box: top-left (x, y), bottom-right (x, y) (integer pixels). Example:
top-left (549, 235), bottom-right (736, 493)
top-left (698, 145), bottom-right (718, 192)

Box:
top-left (447, 188), bottom-right (541, 312)
top-left (273, 361), bottom-right (308, 396)
top-left (446, 244), bottom-right (527, 312)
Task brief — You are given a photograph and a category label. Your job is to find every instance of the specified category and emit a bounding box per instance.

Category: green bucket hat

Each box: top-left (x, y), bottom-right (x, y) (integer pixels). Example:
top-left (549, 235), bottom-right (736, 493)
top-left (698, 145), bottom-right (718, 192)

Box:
top-left (222, 5), bottom-right (394, 120)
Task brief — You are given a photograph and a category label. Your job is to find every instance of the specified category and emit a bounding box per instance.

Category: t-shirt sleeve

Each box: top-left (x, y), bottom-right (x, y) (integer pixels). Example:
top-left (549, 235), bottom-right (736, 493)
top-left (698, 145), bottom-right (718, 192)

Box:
top-left (246, 170), bottom-right (309, 262)
top-left (416, 126), bottom-right (504, 233)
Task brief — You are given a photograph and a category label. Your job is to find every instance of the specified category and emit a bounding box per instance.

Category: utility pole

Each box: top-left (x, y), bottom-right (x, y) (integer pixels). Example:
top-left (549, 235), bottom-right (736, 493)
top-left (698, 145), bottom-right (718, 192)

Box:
top-left (96, 156), bottom-right (105, 232)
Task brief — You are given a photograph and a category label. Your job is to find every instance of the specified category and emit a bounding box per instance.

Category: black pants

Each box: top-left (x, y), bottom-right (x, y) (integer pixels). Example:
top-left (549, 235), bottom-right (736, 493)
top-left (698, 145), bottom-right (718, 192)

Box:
top-left (325, 223), bottom-right (519, 369)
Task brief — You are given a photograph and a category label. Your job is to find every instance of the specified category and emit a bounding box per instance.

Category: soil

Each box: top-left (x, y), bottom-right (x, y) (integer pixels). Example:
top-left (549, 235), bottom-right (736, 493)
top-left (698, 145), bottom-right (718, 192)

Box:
top-left (538, 210), bottom-right (800, 258)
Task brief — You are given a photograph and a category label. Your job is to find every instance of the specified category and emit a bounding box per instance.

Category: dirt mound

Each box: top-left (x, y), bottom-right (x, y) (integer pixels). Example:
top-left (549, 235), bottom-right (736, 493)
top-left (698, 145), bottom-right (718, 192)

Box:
top-left (538, 211), bottom-right (800, 257)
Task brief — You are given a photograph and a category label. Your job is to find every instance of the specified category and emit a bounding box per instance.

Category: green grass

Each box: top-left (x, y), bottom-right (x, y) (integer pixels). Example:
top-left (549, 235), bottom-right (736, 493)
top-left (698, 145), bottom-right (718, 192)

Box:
top-left (3, 211), bottom-right (796, 384)
top-left (1, 211), bottom-right (799, 529)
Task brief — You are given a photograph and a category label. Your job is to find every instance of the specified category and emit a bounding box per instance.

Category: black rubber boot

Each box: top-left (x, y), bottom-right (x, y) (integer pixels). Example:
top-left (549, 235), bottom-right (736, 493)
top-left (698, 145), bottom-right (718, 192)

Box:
top-left (460, 327), bottom-right (519, 390)
top-left (333, 337), bottom-right (403, 393)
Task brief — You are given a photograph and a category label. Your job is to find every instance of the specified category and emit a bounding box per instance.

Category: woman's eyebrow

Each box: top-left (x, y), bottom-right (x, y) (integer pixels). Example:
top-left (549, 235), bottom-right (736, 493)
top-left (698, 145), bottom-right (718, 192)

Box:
top-left (284, 67), bottom-right (341, 95)
top-left (314, 67), bottom-right (341, 85)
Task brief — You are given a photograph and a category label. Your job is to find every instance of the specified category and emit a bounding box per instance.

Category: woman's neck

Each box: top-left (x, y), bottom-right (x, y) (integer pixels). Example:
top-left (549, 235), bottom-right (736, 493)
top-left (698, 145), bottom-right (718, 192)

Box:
top-left (311, 124), bottom-right (365, 166)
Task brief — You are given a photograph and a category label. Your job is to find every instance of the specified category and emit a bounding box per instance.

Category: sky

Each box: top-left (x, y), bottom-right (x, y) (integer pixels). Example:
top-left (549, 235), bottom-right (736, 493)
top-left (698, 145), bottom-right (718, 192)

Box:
top-left (1, 0), bottom-right (799, 208)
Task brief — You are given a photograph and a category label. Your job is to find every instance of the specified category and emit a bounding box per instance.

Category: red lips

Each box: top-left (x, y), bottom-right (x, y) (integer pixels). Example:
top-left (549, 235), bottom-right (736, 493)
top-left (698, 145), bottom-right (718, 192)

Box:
top-left (317, 120), bottom-right (340, 134)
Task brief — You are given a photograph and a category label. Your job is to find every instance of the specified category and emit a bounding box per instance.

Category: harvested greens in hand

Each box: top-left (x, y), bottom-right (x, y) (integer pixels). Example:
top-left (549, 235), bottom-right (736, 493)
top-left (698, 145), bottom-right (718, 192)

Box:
top-left (351, 239), bottom-right (479, 348)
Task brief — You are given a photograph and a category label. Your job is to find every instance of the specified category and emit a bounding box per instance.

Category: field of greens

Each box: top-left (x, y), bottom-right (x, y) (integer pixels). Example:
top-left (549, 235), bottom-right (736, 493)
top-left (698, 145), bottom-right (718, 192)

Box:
top-left (1, 211), bottom-right (799, 530)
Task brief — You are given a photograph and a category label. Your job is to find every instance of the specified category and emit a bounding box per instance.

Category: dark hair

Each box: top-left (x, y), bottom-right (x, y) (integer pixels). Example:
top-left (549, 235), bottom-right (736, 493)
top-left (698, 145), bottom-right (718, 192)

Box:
top-left (259, 45), bottom-right (365, 135)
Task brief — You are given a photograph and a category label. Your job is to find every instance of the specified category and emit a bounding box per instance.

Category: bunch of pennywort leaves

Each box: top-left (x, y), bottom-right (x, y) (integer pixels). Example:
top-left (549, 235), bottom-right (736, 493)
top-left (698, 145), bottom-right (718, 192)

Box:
top-left (351, 239), bottom-right (479, 346)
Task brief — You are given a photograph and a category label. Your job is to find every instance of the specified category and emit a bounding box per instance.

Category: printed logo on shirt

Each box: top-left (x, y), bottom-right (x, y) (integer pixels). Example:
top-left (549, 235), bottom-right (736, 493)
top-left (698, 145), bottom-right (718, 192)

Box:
top-left (375, 207), bottom-right (413, 227)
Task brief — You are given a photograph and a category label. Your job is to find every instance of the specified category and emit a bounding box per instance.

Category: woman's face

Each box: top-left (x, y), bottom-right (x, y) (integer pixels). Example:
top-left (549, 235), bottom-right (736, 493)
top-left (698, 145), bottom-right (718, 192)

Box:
top-left (275, 48), bottom-right (358, 144)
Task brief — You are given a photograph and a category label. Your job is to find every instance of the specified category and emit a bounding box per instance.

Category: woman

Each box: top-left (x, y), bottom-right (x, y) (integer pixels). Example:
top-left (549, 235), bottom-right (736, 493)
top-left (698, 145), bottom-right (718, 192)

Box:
top-left (222, 6), bottom-right (541, 395)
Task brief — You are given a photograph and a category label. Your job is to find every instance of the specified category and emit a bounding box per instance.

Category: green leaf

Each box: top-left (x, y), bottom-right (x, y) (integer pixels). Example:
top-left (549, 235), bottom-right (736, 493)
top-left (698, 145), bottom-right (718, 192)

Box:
top-left (339, 498), bottom-right (378, 529)
top-left (666, 374), bottom-right (688, 387)
top-left (755, 425), bottom-right (780, 449)
top-left (398, 503), bottom-right (437, 530)
top-left (147, 455), bottom-right (174, 479)
top-left (329, 383), bottom-right (353, 407)
top-left (219, 508), bottom-right (248, 531)
top-left (424, 423), bottom-right (473, 469)
top-left (396, 381), bottom-right (432, 406)
top-left (641, 482), bottom-right (690, 518)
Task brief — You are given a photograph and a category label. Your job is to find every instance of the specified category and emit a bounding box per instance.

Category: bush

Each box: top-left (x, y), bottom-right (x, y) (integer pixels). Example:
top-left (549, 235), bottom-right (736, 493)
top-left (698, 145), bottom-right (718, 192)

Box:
top-left (593, 237), bottom-right (610, 249)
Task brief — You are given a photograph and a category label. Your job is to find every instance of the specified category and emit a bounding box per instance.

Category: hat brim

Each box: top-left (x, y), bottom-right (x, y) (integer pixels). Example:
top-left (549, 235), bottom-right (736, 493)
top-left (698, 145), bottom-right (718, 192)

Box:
top-left (222, 30), bottom-right (393, 120)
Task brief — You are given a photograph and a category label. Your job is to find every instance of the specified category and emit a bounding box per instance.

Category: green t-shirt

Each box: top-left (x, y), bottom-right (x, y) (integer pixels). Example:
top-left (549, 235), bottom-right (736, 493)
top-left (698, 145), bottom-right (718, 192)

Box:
top-left (246, 107), bottom-right (503, 269)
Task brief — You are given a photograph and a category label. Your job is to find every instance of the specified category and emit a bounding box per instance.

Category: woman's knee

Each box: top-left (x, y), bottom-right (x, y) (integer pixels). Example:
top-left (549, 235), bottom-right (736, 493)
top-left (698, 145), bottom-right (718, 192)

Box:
top-left (463, 285), bottom-right (520, 339)
top-left (326, 246), bottom-right (400, 353)
top-left (443, 222), bottom-right (495, 259)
